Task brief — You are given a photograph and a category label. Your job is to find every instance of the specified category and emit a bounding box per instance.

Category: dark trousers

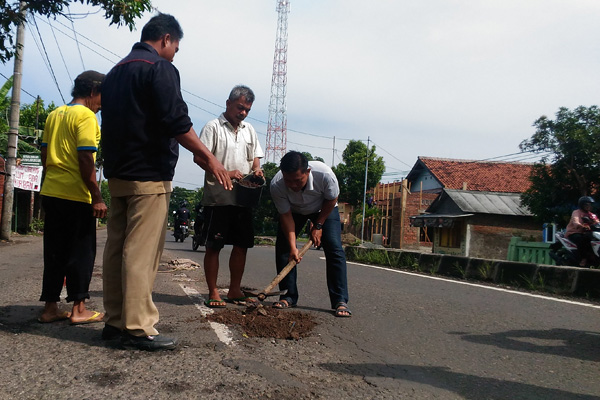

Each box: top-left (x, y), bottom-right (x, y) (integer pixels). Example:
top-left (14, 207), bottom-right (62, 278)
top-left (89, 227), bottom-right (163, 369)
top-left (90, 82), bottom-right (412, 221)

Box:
top-left (568, 232), bottom-right (595, 263)
top-left (275, 207), bottom-right (349, 309)
top-left (40, 196), bottom-right (96, 303)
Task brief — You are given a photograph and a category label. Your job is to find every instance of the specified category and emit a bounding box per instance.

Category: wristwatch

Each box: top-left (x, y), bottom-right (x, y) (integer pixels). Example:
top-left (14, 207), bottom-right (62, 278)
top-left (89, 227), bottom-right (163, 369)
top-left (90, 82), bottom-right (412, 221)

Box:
top-left (313, 222), bottom-right (323, 230)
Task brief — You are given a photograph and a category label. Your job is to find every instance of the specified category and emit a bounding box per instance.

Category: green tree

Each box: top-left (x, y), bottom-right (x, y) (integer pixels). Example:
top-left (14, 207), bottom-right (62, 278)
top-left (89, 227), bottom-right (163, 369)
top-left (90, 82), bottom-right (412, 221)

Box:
top-left (19, 98), bottom-right (57, 132)
top-left (191, 187), bottom-right (203, 213)
top-left (0, 133), bottom-right (38, 156)
top-left (350, 205), bottom-right (382, 227)
top-left (0, 96), bottom-right (56, 157)
top-left (332, 140), bottom-right (385, 207)
top-left (0, 76), bottom-right (12, 133)
top-left (301, 151), bottom-right (324, 163)
top-left (519, 105), bottom-right (600, 225)
top-left (253, 161), bottom-right (280, 235)
top-left (100, 180), bottom-right (110, 208)
top-left (0, 0), bottom-right (152, 63)
top-left (168, 186), bottom-right (197, 225)
top-left (99, 180), bottom-right (110, 223)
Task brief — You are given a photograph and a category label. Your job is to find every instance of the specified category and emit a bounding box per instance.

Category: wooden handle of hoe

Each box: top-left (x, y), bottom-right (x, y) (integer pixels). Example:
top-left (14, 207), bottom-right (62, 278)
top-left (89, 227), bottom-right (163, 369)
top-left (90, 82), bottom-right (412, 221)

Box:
top-left (260, 240), bottom-right (313, 298)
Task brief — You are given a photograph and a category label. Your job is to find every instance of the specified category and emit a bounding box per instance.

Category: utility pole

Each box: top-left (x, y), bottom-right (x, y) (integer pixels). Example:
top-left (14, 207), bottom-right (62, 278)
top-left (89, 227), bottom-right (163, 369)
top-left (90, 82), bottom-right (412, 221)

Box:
top-left (265, 0), bottom-right (290, 163)
top-left (1, 1), bottom-right (26, 240)
top-left (361, 137), bottom-right (370, 243)
top-left (399, 179), bottom-right (408, 249)
top-left (331, 136), bottom-right (335, 167)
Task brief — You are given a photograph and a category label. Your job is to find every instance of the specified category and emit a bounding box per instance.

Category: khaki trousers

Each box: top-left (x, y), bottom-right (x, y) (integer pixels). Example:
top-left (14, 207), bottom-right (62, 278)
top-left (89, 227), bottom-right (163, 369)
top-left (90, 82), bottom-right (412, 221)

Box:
top-left (103, 191), bottom-right (170, 337)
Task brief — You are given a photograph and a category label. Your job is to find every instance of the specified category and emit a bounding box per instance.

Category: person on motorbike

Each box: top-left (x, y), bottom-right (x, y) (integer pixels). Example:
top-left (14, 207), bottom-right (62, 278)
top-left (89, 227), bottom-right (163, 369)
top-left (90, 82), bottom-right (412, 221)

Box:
top-left (174, 201), bottom-right (190, 239)
top-left (565, 196), bottom-right (599, 267)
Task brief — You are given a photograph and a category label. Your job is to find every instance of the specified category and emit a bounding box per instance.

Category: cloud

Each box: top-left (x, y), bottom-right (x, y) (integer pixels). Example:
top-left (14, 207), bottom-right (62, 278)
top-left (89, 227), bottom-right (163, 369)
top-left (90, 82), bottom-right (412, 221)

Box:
top-left (2, 0), bottom-right (600, 188)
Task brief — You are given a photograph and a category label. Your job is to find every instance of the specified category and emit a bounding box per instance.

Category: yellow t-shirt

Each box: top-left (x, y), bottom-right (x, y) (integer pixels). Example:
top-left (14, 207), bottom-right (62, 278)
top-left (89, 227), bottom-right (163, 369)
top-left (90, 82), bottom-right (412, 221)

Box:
top-left (40, 104), bottom-right (100, 203)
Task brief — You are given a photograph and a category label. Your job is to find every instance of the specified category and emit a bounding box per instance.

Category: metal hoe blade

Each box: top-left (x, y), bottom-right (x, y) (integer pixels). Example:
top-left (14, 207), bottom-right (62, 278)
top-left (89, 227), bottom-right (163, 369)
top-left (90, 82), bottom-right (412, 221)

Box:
top-left (243, 240), bottom-right (313, 301)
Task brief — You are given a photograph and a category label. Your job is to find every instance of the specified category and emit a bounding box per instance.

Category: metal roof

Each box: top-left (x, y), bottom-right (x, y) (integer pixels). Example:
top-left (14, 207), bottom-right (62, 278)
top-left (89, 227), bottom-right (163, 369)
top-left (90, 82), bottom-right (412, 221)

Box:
top-left (443, 189), bottom-right (531, 216)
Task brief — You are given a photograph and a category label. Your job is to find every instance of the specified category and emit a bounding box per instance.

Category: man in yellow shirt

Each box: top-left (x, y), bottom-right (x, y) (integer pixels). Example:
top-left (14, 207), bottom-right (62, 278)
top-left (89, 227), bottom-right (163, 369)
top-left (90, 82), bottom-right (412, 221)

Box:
top-left (39, 70), bottom-right (108, 325)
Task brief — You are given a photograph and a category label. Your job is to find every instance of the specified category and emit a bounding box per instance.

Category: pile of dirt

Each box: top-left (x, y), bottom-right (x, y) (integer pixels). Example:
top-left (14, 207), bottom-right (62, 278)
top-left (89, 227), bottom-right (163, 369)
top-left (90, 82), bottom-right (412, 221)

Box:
top-left (206, 305), bottom-right (317, 340)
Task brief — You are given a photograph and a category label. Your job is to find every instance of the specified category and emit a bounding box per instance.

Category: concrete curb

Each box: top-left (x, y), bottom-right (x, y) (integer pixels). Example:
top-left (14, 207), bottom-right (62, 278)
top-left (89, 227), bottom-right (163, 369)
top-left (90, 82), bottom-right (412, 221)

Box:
top-left (345, 246), bottom-right (600, 299)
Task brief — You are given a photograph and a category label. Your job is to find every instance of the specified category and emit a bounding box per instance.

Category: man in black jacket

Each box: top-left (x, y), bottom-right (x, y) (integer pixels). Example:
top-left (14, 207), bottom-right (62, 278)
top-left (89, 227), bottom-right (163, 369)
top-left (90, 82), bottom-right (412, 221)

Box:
top-left (101, 13), bottom-right (231, 351)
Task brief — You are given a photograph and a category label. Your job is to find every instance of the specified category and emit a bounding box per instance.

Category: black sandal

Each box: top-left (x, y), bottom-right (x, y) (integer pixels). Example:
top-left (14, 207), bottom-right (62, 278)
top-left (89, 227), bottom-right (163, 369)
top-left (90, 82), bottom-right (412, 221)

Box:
top-left (272, 299), bottom-right (296, 309)
top-left (334, 302), bottom-right (352, 318)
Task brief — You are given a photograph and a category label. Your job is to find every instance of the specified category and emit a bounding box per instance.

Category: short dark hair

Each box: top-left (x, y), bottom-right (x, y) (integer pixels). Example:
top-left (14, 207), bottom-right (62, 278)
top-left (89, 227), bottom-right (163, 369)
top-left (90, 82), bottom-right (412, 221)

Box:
top-left (71, 70), bottom-right (105, 98)
top-left (229, 85), bottom-right (255, 103)
top-left (141, 13), bottom-right (183, 42)
top-left (280, 151), bottom-right (308, 173)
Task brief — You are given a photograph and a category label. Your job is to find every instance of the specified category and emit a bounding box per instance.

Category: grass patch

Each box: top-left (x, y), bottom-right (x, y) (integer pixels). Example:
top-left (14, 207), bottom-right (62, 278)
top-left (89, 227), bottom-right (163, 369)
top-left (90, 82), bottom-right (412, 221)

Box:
top-left (453, 262), bottom-right (467, 279)
top-left (478, 261), bottom-right (495, 281)
top-left (346, 248), bottom-right (390, 266)
top-left (361, 249), bottom-right (391, 266)
top-left (520, 272), bottom-right (546, 291)
top-left (403, 255), bottom-right (420, 271)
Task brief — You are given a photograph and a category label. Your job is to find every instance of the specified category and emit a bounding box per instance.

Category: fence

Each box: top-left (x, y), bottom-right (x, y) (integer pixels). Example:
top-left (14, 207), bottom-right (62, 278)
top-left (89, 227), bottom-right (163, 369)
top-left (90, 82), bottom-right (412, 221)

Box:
top-left (506, 237), bottom-right (554, 265)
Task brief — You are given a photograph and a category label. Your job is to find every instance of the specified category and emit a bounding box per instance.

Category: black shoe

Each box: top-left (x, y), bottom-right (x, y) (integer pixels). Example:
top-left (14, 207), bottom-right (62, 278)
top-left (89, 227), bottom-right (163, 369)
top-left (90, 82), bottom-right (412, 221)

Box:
top-left (101, 324), bottom-right (122, 340)
top-left (121, 333), bottom-right (178, 351)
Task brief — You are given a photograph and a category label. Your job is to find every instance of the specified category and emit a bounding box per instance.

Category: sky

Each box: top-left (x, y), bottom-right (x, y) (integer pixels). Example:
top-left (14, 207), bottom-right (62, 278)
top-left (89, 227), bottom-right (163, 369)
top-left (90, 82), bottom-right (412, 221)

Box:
top-left (1, 0), bottom-right (599, 190)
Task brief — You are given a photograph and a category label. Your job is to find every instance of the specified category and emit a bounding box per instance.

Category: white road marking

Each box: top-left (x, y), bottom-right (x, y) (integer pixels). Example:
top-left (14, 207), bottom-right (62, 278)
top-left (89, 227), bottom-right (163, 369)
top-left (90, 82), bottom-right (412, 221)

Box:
top-left (343, 259), bottom-right (600, 310)
top-left (178, 283), bottom-right (236, 346)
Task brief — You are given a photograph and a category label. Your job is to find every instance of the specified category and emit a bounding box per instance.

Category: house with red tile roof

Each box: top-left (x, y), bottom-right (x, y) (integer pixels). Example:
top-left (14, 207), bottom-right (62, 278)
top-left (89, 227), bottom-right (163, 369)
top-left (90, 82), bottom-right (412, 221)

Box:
top-left (405, 157), bottom-right (533, 193)
top-left (387, 157), bottom-right (540, 259)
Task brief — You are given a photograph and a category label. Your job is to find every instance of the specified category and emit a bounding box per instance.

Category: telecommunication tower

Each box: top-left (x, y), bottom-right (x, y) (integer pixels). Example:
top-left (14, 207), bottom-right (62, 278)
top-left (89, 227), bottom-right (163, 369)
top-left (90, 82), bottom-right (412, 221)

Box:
top-left (265, 0), bottom-right (290, 163)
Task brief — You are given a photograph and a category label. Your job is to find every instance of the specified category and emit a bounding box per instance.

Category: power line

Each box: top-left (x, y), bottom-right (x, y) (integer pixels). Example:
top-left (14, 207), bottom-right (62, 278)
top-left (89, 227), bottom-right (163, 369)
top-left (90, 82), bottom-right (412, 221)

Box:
top-left (288, 126), bottom-right (354, 141)
top-left (182, 89), bottom-right (223, 110)
top-left (67, 6), bottom-right (85, 70)
top-left (478, 151), bottom-right (528, 161)
top-left (0, 71), bottom-right (36, 99)
top-left (28, 17), bottom-right (555, 175)
top-left (287, 139), bottom-right (332, 151)
top-left (26, 22), bottom-right (52, 76)
top-left (184, 97), bottom-right (341, 152)
top-left (30, 15), bottom-right (65, 103)
top-left (46, 16), bottom-right (122, 61)
top-left (38, 18), bottom-right (118, 64)
top-left (48, 17), bottom-right (72, 83)
top-left (182, 99), bottom-right (342, 154)
top-left (183, 99), bottom-right (220, 119)
top-left (504, 153), bottom-right (553, 163)
top-left (475, 150), bottom-right (553, 164)
top-left (370, 139), bottom-right (413, 168)
top-left (41, 17), bottom-right (358, 146)
top-left (172, 179), bottom-right (203, 188)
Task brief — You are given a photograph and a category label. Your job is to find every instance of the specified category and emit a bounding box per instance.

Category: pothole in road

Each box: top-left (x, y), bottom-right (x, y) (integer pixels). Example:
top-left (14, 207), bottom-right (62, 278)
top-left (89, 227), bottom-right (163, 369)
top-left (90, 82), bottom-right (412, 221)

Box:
top-left (205, 305), bottom-right (317, 340)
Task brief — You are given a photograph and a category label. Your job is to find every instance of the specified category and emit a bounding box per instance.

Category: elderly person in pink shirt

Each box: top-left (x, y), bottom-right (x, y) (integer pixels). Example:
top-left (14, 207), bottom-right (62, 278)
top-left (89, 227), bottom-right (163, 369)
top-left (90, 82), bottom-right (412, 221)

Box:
top-left (565, 196), bottom-right (599, 267)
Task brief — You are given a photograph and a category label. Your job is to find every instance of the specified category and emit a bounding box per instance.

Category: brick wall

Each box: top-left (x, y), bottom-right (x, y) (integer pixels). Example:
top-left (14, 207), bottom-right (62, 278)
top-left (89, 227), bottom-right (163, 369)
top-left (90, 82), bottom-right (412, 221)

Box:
top-left (468, 215), bottom-right (540, 259)
top-left (390, 191), bottom-right (439, 249)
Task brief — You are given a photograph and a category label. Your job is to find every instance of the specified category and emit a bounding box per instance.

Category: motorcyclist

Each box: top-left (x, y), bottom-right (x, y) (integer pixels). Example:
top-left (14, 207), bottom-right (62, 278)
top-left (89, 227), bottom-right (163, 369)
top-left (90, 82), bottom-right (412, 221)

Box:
top-left (174, 201), bottom-right (190, 238)
top-left (565, 196), bottom-right (599, 267)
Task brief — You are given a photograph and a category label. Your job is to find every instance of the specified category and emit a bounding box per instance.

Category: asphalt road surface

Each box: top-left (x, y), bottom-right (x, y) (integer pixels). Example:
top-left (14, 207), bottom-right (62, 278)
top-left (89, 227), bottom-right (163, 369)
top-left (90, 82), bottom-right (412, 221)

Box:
top-left (1, 228), bottom-right (600, 399)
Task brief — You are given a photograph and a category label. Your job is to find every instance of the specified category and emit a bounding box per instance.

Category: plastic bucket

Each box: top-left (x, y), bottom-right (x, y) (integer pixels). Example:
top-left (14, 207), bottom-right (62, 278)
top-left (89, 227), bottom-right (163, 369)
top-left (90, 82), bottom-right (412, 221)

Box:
top-left (234, 174), bottom-right (266, 207)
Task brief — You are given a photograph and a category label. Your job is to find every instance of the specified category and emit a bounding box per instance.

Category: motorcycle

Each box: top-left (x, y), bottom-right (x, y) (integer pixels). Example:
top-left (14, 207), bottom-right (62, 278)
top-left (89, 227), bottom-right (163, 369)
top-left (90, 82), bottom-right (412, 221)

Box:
top-left (173, 220), bottom-right (189, 242)
top-left (191, 207), bottom-right (205, 251)
top-left (191, 218), bottom-right (204, 251)
top-left (549, 221), bottom-right (600, 267)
